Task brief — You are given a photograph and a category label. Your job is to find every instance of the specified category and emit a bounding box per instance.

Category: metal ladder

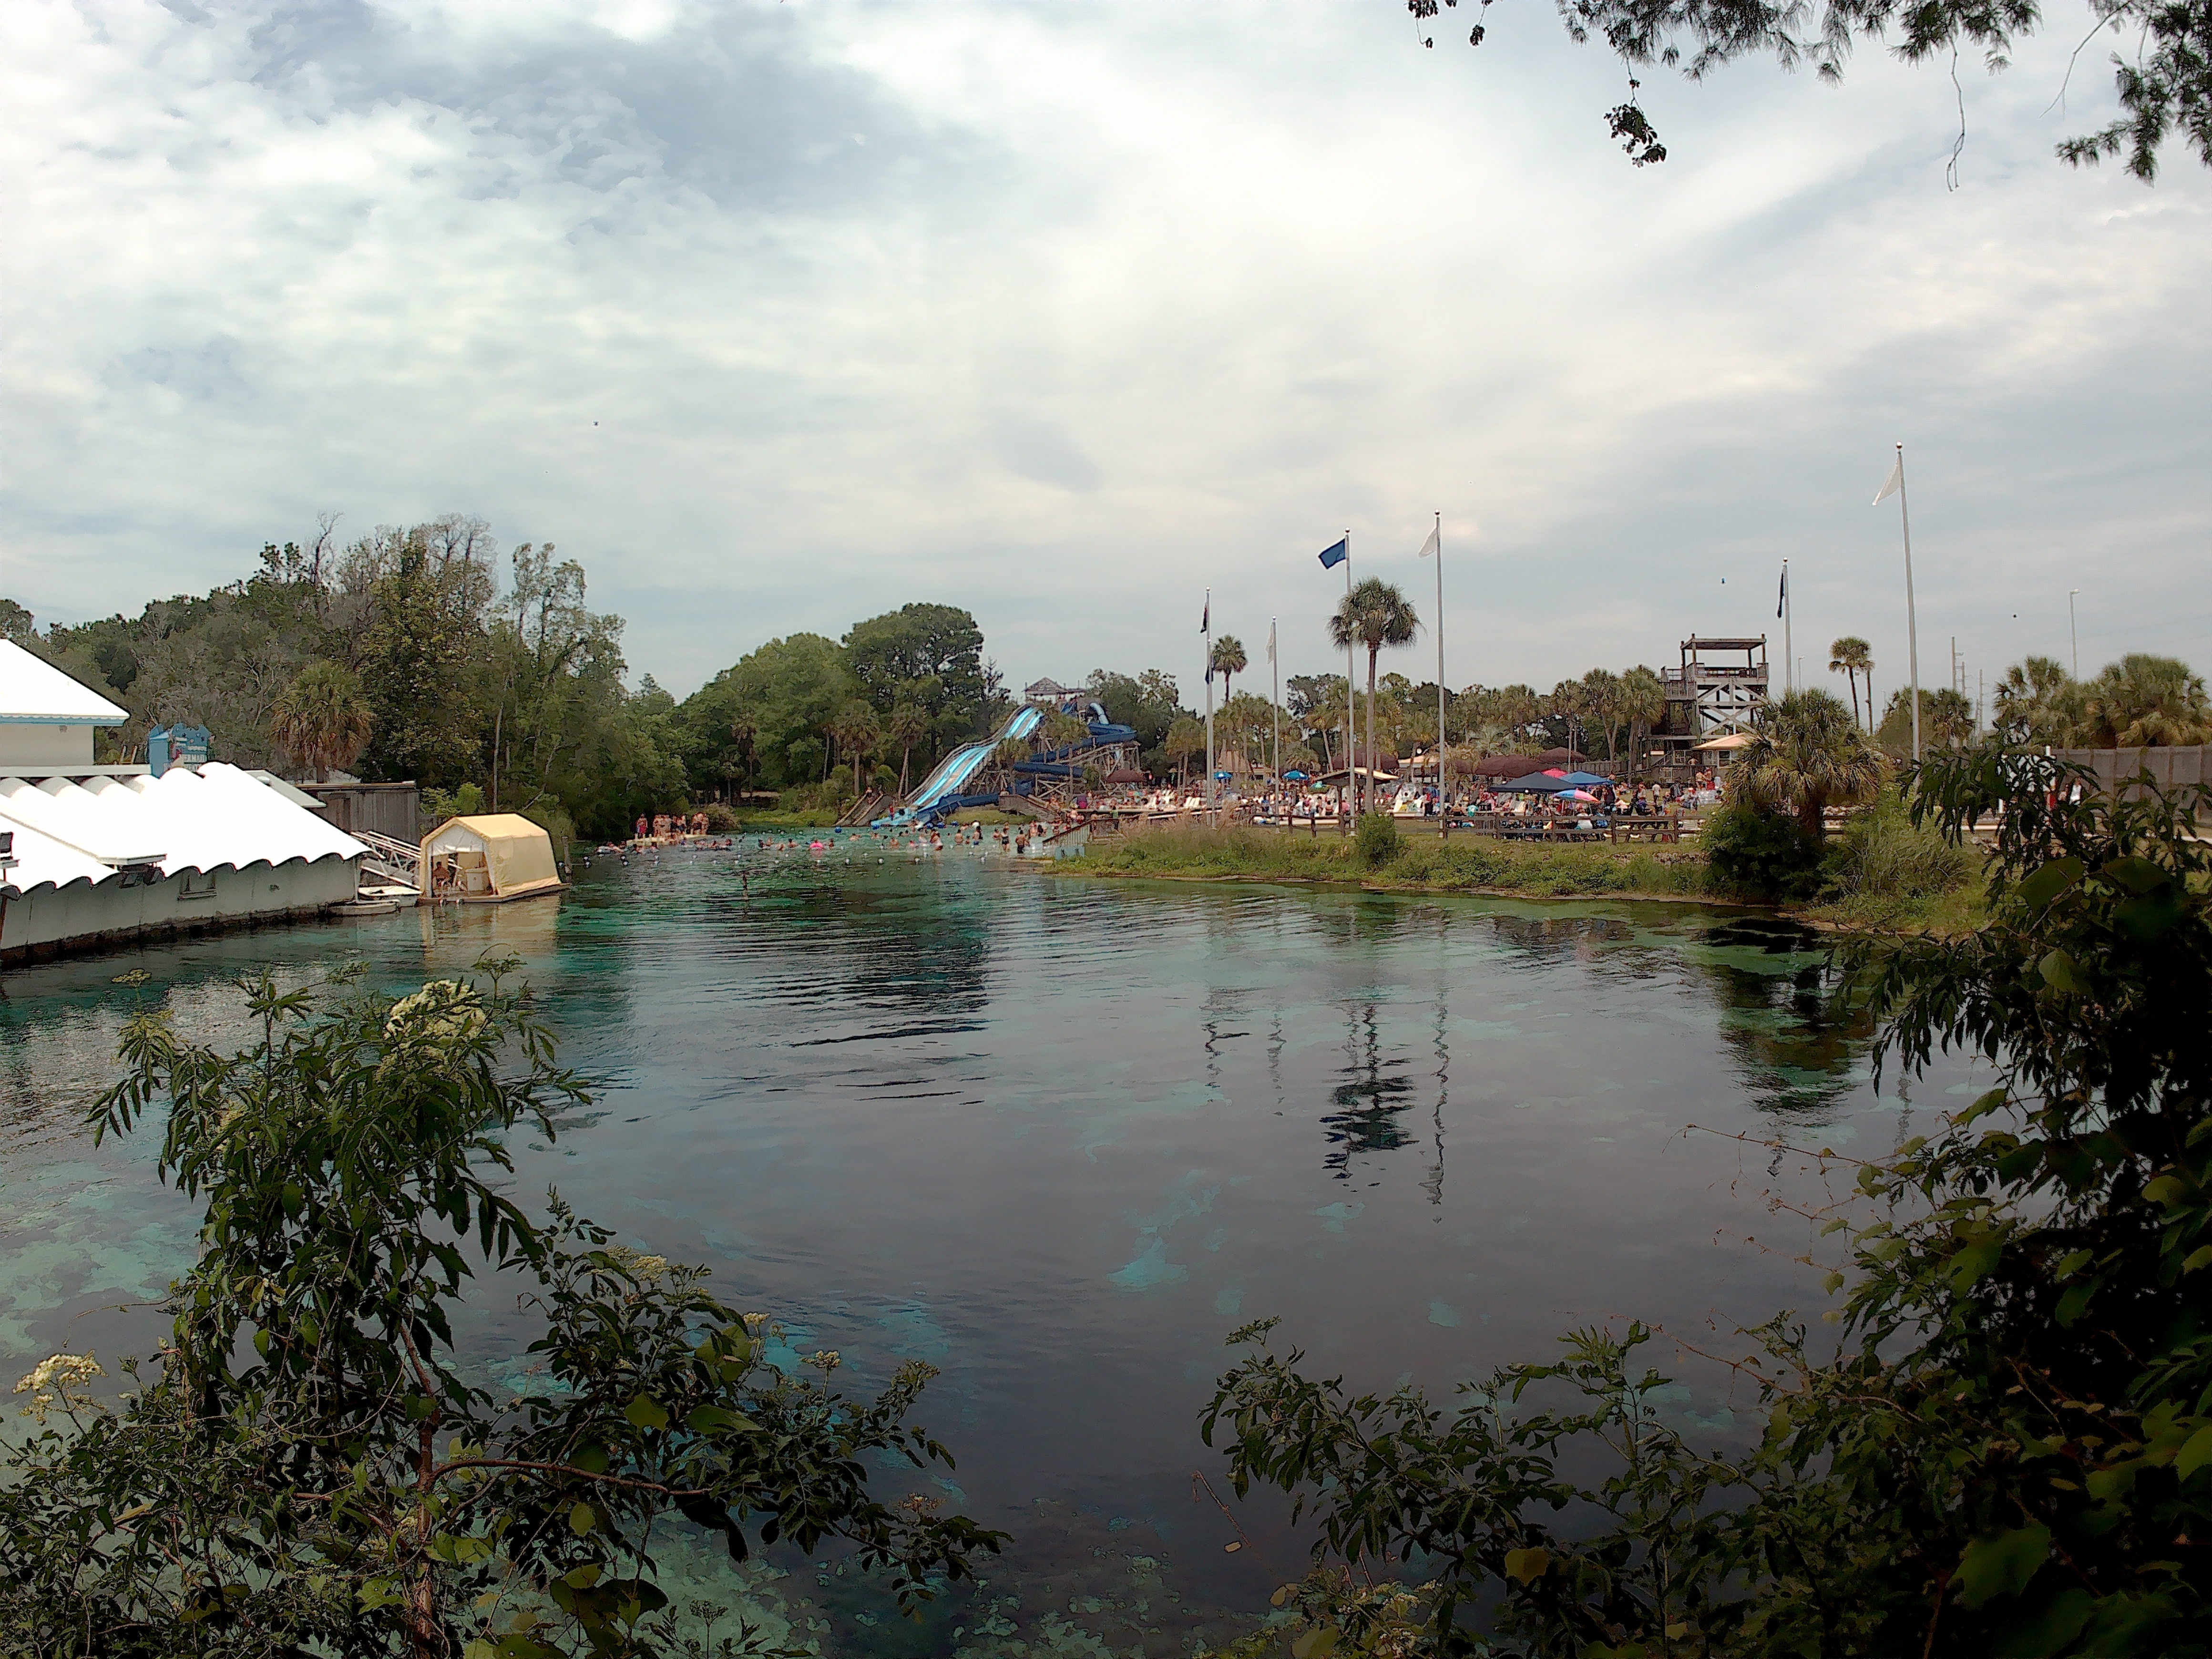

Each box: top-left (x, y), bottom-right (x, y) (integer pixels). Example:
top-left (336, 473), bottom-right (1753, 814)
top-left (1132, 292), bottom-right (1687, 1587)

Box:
top-left (352, 829), bottom-right (421, 892)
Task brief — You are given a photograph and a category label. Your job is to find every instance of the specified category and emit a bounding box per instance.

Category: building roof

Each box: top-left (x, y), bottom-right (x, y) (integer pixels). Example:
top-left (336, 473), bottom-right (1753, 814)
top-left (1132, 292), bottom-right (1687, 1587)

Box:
top-left (0, 639), bottom-right (127, 724)
top-left (0, 762), bottom-right (368, 897)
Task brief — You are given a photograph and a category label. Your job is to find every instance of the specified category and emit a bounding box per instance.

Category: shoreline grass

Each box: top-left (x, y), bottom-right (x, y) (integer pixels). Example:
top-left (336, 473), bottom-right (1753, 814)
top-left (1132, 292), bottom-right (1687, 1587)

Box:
top-left (1061, 823), bottom-right (1717, 902)
top-left (1059, 823), bottom-right (1988, 932)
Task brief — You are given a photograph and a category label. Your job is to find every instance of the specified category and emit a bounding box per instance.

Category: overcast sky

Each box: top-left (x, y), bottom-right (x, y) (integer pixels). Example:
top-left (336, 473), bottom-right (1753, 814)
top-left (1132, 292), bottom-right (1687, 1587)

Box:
top-left (5, 1), bottom-right (2207, 707)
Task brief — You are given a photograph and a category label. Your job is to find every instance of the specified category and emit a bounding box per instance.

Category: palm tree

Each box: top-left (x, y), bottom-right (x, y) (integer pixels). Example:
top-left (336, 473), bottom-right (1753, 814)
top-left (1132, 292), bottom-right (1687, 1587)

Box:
top-left (1164, 715), bottom-right (1205, 789)
top-left (1328, 579), bottom-right (1419, 815)
top-left (1579, 667), bottom-right (1623, 774)
top-left (269, 659), bottom-right (373, 783)
top-left (1620, 666), bottom-right (1667, 782)
top-left (1991, 655), bottom-right (2077, 747)
top-left (1828, 637), bottom-right (1873, 730)
top-left (1210, 635), bottom-right (1248, 703)
top-left (1737, 689), bottom-right (1884, 839)
top-left (830, 702), bottom-right (881, 799)
top-left (888, 702), bottom-right (932, 797)
top-left (1550, 679), bottom-right (1587, 766)
top-left (2074, 654), bottom-right (2212, 747)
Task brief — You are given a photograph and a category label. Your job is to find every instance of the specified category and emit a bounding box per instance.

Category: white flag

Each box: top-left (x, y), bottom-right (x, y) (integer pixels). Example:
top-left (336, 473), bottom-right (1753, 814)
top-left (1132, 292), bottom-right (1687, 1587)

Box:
top-left (1417, 524), bottom-right (1440, 559)
top-left (1873, 456), bottom-right (1904, 505)
top-left (1266, 620), bottom-right (1277, 664)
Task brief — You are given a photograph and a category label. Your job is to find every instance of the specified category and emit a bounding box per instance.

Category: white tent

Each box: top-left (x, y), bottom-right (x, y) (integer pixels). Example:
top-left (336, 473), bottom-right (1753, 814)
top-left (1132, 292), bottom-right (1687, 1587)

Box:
top-left (0, 763), bottom-right (367, 960)
top-left (419, 814), bottom-right (563, 903)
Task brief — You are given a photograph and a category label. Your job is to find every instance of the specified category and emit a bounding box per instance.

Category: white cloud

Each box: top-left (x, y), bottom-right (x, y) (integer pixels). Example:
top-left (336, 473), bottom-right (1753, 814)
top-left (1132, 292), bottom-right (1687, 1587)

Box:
top-left (2, 0), bottom-right (2204, 710)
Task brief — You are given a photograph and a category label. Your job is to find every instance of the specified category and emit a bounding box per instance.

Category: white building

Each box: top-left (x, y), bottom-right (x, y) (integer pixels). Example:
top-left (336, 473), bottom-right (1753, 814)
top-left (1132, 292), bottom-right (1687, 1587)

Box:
top-left (0, 640), bottom-right (368, 963)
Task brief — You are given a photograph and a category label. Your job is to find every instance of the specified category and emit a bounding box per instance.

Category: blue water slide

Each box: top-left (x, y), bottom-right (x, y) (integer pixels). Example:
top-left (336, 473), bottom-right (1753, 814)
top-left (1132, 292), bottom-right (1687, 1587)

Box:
top-left (874, 707), bottom-right (1043, 827)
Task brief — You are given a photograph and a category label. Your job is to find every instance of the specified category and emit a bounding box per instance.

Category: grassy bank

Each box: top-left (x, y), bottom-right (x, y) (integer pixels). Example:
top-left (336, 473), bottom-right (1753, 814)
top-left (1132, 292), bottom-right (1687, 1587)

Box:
top-left (1063, 823), bottom-right (1715, 901)
top-left (1061, 820), bottom-right (1989, 931)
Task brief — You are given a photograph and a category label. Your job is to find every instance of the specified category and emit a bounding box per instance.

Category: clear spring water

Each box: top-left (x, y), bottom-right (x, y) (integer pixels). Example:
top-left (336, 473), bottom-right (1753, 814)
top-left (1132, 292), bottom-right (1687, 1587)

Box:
top-left (0, 837), bottom-right (1984, 1655)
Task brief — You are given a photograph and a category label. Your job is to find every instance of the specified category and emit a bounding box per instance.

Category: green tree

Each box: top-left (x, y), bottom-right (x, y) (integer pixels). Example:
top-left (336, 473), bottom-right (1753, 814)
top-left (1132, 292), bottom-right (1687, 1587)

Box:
top-left (0, 966), bottom-right (1002, 1656)
top-left (1828, 636), bottom-right (1873, 730)
top-left (1619, 666), bottom-right (1667, 781)
top-left (1736, 687), bottom-right (1884, 839)
top-left (1327, 580), bottom-right (1419, 815)
top-left (1992, 654), bottom-right (2080, 746)
top-left (1164, 715), bottom-right (1206, 789)
top-left (1204, 750), bottom-right (2212, 1655)
top-left (269, 658), bottom-right (373, 782)
top-left (1879, 685), bottom-right (1977, 754)
top-left (1209, 635), bottom-right (1248, 703)
top-left (681, 635), bottom-right (855, 793)
top-left (2074, 653), bottom-right (2212, 747)
top-left (887, 701), bottom-right (932, 797)
top-left (842, 604), bottom-right (986, 758)
top-left (356, 535), bottom-right (485, 789)
top-left (830, 701), bottom-right (882, 799)
top-left (1578, 667), bottom-right (1624, 774)
top-left (1415, 0), bottom-right (2212, 182)
top-left (1087, 669), bottom-right (1182, 774)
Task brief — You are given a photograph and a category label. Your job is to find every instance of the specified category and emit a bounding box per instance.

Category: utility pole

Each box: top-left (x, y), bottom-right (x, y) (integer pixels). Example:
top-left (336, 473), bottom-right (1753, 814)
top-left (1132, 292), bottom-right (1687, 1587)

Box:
top-left (2069, 589), bottom-right (2080, 679)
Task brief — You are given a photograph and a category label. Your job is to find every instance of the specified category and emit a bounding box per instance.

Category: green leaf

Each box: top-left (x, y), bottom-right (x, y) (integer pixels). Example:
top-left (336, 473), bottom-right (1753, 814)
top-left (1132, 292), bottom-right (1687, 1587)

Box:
top-left (624, 1393), bottom-right (670, 1432)
top-left (2055, 1280), bottom-right (2097, 1327)
top-left (1503, 1545), bottom-right (1550, 1585)
top-left (2183, 1245), bottom-right (2212, 1274)
top-left (563, 1564), bottom-right (603, 1588)
top-left (570, 1444), bottom-right (609, 1474)
top-left (568, 1502), bottom-right (596, 1536)
top-left (2039, 951), bottom-right (2088, 995)
top-left (1988, 1587), bottom-right (2093, 1658)
top-left (463, 1642), bottom-right (498, 1659)
top-left (2014, 857), bottom-right (2084, 910)
top-left (1956, 1525), bottom-right (2051, 1608)
top-left (1291, 1626), bottom-right (1338, 1659)
top-left (2099, 855), bottom-right (2169, 895)
top-left (684, 1403), bottom-right (760, 1435)
top-left (2143, 1174), bottom-right (2188, 1206)
top-left (1948, 1237), bottom-right (2003, 1290)
top-left (2176, 1423), bottom-right (2212, 1481)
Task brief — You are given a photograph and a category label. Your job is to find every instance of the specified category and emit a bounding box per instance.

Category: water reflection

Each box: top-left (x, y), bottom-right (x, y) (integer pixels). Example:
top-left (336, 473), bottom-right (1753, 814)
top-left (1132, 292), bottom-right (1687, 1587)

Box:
top-left (0, 852), bottom-right (1966, 1659)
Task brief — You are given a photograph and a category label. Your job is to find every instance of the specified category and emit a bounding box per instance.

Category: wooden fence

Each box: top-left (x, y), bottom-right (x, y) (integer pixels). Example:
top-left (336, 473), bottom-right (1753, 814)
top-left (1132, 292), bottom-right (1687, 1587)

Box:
top-left (2046, 746), bottom-right (2210, 793)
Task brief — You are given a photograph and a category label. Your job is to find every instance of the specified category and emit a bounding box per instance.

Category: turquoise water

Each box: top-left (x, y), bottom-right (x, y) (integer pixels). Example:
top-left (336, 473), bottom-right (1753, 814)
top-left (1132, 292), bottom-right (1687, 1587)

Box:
top-left (0, 840), bottom-right (1983, 1654)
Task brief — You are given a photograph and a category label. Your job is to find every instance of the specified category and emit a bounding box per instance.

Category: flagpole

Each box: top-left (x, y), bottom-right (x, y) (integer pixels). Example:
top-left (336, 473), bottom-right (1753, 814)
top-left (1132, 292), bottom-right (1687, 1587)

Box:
top-left (1203, 588), bottom-right (1215, 827)
top-left (1897, 444), bottom-right (1921, 762)
top-left (1343, 529), bottom-right (1356, 831)
top-left (1782, 558), bottom-right (1792, 695)
top-left (1270, 617), bottom-right (1280, 818)
top-left (1432, 512), bottom-right (1448, 841)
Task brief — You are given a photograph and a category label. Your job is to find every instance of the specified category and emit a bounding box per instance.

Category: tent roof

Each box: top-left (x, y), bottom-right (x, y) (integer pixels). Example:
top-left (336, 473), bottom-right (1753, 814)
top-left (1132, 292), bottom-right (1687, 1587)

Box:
top-left (0, 763), bottom-right (367, 897)
top-left (1559, 770), bottom-right (1614, 786)
top-left (1496, 773), bottom-right (1573, 793)
top-left (0, 639), bottom-right (127, 724)
top-left (1692, 731), bottom-right (1754, 751)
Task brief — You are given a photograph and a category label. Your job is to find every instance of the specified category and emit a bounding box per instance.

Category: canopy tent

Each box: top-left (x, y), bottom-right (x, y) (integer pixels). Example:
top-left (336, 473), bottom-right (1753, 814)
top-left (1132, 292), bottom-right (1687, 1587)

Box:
top-left (1496, 773), bottom-right (1574, 794)
top-left (1560, 770), bottom-right (1614, 787)
top-left (1692, 731), bottom-right (1755, 753)
top-left (420, 814), bottom-right (563, 903)
top-left (1467, 754), bottom-right (1536, 778)
top-left (1103, 768), bottom-right (1147, 785)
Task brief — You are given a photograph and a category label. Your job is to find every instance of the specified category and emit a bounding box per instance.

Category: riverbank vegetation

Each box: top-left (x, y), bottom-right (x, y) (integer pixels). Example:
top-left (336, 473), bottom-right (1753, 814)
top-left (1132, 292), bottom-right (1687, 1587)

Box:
top-left (0, 962), bottom-right (1001, 1656)
top-left (1203, 754), bottom-right (2212, 1656)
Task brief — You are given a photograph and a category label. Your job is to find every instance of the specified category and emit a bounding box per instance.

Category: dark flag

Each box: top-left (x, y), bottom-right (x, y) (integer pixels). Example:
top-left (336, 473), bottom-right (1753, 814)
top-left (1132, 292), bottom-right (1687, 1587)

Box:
top-left (1319, 538), bottom-right (1348, 570)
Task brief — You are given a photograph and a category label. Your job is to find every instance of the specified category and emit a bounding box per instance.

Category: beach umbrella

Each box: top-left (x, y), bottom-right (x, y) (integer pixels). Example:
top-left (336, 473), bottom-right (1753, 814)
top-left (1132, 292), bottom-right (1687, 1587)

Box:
top-left (1498, 773), bottom-right (1573, 793)
top-left (1283, 769), bottom-right (1310, 782)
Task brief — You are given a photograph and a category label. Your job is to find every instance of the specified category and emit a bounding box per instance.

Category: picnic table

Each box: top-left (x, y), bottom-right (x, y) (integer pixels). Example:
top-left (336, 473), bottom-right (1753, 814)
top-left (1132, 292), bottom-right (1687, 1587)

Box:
top-left (1606, 814), bottom-right (1681, 844)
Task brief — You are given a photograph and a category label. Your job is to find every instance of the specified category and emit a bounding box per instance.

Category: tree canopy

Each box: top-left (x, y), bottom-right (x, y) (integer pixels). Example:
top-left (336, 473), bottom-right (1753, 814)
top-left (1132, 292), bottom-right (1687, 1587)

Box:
top-left (1411, 0), bottom-right (2212, 180)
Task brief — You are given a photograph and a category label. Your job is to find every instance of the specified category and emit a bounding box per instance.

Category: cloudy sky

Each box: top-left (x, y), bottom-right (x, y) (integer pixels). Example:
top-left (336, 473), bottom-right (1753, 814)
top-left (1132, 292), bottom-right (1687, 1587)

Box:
top-left (4, 1), bottom-right (2207, 706)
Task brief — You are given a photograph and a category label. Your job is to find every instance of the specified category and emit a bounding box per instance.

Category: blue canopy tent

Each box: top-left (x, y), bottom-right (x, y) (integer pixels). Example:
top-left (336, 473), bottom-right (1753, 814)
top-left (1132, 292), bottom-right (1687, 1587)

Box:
top-left (1497, 773), bottom-right (1574, 793)
top-left (1560, 770), bottom-right (1615, 788)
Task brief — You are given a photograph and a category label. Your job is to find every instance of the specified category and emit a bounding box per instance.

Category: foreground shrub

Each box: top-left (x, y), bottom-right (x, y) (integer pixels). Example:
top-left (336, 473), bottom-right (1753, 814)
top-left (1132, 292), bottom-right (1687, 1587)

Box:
top-left (0, 962), bottom-right (1000, 1657)
top-left (1822, 787), bottom-right (1977, 905)
top-left (1702, 800), bottom-right (1824, 899)
top-left (1205, 755), bottom-right (2212, 1656)
top-left (1353, 811), bottom-right (1402, 869)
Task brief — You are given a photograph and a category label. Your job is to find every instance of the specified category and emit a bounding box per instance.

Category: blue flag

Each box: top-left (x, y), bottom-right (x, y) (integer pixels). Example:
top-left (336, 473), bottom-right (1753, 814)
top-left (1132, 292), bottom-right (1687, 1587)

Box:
top-left (1319, 538), bottom-right (1347, 569)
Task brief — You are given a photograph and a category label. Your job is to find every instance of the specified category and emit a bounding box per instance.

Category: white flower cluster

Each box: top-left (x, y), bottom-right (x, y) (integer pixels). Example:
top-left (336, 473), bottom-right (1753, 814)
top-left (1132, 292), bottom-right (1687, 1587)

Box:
top-left (382, 980), bottom-right (489, 1059)
top-left (13, 1352), bottom-right (104, 1423)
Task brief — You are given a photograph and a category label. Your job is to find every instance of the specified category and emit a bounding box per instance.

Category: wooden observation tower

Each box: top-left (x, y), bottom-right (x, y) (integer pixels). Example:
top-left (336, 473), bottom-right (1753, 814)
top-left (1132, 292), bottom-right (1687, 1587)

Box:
top-left (1648, 635), bottom-right (1769, 781)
